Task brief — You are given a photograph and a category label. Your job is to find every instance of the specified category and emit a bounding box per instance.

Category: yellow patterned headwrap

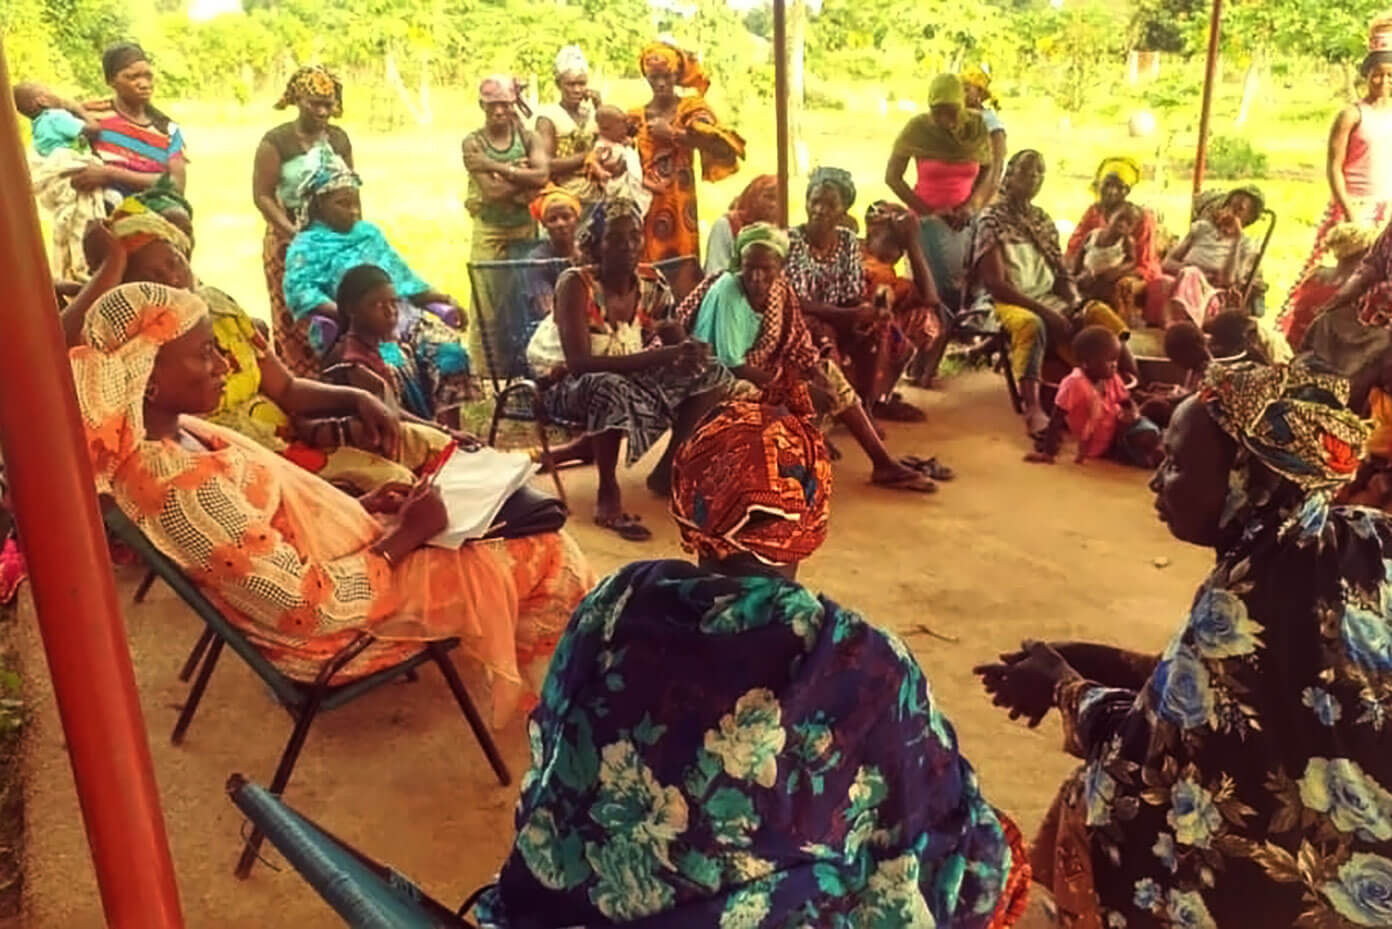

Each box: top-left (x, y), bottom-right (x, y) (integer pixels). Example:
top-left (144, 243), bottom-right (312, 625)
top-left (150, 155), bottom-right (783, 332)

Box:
top-left (111, 211), bottom-right (192, 259)
top-left (274, 65), bottom-right (343, 118)
top-left (960, 64), bottom-right (1000, 110)
top-left (639, 41), bottom-right (710, 95)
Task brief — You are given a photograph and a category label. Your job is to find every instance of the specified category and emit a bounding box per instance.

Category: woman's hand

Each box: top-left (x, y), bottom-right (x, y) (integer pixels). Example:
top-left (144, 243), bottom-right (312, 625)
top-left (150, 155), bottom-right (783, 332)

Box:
top-left (67, 164), bottom-right (111, 192)
top-left (351, 392), bottom-right (402, 458)
top-left (973, 640), bottom-right (1082, 727)
top-left (735, 364), bottom-right (774, 388)
top-left (81, 219), bottom-right (122, 271)
top-left (890, 209), bottom-right (919, 246)
top-left (398, 484), bottom-right (449, 542)
top-left (648, 119), bottom-right (680, 144)
top-left (359, 481), bottom-right (414, 515)
top-left (940, 205), bottom-right (972, 231)
top-left (670, 339), bottom-right (710, 375)
top-left (446, 429), bottom-right (483, 451)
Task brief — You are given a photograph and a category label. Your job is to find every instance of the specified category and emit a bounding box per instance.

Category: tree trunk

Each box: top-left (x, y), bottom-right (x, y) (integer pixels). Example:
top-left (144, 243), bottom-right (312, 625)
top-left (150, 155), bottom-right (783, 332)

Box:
top-left (789, 0), bottom-right (807, 175)
top-left (385, 53), bottom-right (426, 125)
top-left (1235, 52), bottom-right (1262, 127)
top-left (1342, 60), bottom-right (1357, 101)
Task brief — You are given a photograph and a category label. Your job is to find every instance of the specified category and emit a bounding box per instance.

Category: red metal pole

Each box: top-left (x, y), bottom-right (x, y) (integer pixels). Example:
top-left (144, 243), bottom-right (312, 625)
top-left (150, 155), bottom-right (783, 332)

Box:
top-left (0, 49), bottom-right (185, 928)
top-left (773, 0), bottom-right (790, 227)
top-left (1193, 0), bottom-right (1223, 203)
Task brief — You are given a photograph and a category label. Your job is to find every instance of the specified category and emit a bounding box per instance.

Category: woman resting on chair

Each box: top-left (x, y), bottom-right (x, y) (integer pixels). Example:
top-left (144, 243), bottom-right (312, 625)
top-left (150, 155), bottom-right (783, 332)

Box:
top-left (972, 149), bottom-right (1134, 436)
top-left (282, 147), bottom-right (471, 420)
top-left (71, 282), bottom-right (592, 723)
top-left (1154, 186), bottom-right (1267, 327)
top-left (473, 401), bottom-right (1030, 929)
top-left (533, 197), bottom-right (731, 542)
top-left (678, 222), bottom-right (949, 491)
top-left (67, 209), bottom-right (458, 496)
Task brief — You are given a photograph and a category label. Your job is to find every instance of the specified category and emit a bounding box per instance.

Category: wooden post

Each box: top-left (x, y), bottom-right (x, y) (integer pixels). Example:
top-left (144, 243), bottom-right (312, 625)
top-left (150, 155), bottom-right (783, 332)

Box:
top-left (0, 47), bottom-right (185, 929)
top-left (1193, 0), bottom-right (1223, 203)
top-left (773, 0), bottom-right (790, 227)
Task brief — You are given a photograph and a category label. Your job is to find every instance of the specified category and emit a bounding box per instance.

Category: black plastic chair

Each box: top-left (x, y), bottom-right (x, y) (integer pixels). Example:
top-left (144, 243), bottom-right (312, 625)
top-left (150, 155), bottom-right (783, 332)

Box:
top-left (227, 775), bottom-right (486, 927)
top-left (104, 506), bottom-right (510, 878)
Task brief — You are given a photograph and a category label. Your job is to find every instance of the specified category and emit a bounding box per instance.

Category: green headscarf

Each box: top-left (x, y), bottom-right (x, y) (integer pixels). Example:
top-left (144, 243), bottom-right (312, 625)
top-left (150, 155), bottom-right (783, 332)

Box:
top-left (731, 221), bottom-right (790, 270)
top-left (929, 73), bottom-right (966, 108)
top-left (131, 173), bottom-right (193, 218)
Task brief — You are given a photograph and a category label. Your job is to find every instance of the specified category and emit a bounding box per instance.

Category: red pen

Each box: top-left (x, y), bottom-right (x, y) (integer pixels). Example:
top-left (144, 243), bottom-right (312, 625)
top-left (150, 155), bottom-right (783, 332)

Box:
top-left (422, 439), bottom-right (459, 490)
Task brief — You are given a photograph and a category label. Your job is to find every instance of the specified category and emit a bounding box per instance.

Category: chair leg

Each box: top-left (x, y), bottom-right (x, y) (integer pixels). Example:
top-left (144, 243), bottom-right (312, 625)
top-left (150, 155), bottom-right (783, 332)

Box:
top-left (171, 637), bottom-right (224, 745)
top-left (532, 416), bottom-right (568, 511)
top-left (430, 645), bottom-right (510, 786)
top-left (234, 698), bottom-right (324, 879)
top-left (177, 628), bottom-right (216, 683)
top-left (133, 569), bottom-right (158, 604)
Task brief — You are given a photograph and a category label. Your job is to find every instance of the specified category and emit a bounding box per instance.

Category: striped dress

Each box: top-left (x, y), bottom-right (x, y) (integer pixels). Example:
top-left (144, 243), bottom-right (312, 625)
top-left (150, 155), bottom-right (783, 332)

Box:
top-left (88, 102), bottom-right (186, 197)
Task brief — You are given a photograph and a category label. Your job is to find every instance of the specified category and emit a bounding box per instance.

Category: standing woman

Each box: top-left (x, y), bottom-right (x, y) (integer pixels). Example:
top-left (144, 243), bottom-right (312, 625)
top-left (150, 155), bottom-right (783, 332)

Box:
top-left (534, 45), bottom-right (599, 210)
top-left (74, 43), bottom-right (187, 206)
top-left (1282, 15), bottom-right (1392, 319)
top-left (252, 65), bottom-right (353, 376)
top-left (630, 40), bottom-right (746, 265)
top-left (885, 74), bottom-right (993, 309)
top-left (960, 64), bottom-right (1007, 206)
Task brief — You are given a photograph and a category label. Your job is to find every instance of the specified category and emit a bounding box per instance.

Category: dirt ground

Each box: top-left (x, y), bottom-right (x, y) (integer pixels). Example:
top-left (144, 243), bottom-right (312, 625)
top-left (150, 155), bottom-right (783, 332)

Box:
top-left (18, 370), bottom-right (1212, 928)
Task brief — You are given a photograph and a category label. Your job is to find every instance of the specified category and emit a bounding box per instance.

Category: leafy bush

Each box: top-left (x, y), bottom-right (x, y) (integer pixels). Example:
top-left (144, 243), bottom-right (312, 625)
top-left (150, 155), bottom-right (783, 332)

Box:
top-left (1205, 135), bottom-right (1270, 180)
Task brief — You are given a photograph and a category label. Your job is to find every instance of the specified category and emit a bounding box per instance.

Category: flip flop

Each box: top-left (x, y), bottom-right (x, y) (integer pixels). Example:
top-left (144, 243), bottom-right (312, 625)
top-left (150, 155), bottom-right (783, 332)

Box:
top-left (900, 455), bottom-right (956, 481)
top-left (595, 513), bottom-right (652, 542)
top-left (871, 472), bottom-right (938, 494)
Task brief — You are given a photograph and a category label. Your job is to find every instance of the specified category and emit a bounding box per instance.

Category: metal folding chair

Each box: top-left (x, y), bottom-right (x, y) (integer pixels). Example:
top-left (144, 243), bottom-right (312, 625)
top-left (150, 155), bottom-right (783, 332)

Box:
top-left (227, 775), bottom-right (485, 927)
top-left (103, 505), bottom-right (510, 879)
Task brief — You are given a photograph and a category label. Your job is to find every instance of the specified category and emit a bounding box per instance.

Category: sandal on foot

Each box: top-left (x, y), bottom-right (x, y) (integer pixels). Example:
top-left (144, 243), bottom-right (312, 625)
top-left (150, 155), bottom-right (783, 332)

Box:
top-left (900, 455), bottom-right (956, 481)
top-left (871, 472), bottom-right (938, 494)
top-left (595, 513), bottom-right (652, 542)
top-left (874, 396), bottom-right (927, 422)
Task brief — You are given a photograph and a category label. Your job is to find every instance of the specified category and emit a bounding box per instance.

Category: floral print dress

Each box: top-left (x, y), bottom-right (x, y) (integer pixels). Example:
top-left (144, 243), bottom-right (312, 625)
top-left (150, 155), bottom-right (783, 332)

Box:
top-left (1043, 488), bottom-right (1392, 929)
top-left (474, 559), bottom-right (1026, 928)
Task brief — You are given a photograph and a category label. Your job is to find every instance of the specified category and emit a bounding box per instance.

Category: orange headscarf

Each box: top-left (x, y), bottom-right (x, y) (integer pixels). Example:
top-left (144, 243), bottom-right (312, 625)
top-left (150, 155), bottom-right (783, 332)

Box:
top-left (529, 185), bottom-right (582, 223)
top-left (725, 174), bottom-right (778, 236)
top-left (639, 41), bottom-right (711, 95)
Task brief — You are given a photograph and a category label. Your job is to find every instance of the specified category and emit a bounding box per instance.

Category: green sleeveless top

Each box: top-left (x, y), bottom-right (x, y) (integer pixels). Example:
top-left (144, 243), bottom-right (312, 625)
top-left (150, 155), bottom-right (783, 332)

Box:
top-left (465, 127), bottom-right (533, 228)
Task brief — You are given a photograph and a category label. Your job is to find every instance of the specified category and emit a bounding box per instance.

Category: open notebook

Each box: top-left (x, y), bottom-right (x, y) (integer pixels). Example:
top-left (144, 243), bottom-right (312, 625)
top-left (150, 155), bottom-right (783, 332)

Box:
top-left (426, 447), bottom-right (540, 549)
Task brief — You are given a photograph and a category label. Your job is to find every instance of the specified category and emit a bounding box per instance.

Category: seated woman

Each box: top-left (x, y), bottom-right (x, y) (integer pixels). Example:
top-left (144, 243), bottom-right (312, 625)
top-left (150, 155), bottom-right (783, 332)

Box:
top-left (71, 283), bottom-right (592, 723)
top-left (532, 198), bottom-right (731, 542)
top-left (679, 222), bottom-right (949, 491)
top-left (788, 167), bottom-right (931, 422)
top-left (977, 359), bottom-right (1390, 929)
top-left (972, 150), bottom-right (1133, 435)
top-left (334, 264), bottom-right (476, 428)
top-left (1064, 157), bottom-right (1161, 324)
top-left (1280, 222), bottom-right (1376, 350)
top-left (473, 401), bottom-right (1029, 929)
top-left (860, 201), bottom-right (945, 418)
top-left (703, 173), bottom-right (778, 275)
top-left (68, 211), bottom-right (455, 496)
top-left (523, 185), bottom-right (583, 321)
top-left (1155, 186), bottom-right (1266, 327)
top-left (282, 148), bottom-right (471, 420)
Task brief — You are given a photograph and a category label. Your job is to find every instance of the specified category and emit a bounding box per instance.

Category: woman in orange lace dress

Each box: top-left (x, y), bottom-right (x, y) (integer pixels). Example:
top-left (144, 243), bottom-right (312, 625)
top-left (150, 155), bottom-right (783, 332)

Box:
top-left (71, 282), bottom-right (593, 723)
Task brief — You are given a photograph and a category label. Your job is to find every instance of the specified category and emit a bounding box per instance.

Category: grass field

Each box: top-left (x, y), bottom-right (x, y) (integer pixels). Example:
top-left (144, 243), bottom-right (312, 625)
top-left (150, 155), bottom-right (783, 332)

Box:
top-left (164, 61), bottom-right (1352, 325)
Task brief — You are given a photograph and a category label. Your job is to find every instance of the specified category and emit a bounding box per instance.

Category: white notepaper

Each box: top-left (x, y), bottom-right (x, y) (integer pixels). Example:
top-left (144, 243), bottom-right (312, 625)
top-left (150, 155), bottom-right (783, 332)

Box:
top-left (426, 447), bottom-right (541, 549)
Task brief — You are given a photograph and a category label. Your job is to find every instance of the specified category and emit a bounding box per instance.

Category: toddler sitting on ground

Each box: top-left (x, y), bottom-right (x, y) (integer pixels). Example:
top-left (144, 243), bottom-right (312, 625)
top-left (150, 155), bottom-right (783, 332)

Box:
top-left (584, 104), bottom-right (650, 215)
top-left (13, 80), bottom-right (108, 280)
top-left (1026, 325), bottom-right (1162, 467)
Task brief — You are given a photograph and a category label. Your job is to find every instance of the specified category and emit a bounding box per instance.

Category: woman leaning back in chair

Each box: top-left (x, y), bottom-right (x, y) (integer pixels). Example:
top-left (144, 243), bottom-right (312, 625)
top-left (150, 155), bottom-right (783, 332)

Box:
top-left (531, 197), bottom-right (731, 542)
top-left (473, 401), bottom-right (1030, 929)
top-left (976, 359), bottom-right (1392, 928)
top-left (973, 149), bottom-right (1135, 436)
top-left (71, 282), bottom-right (592, 724)
top-left (678, 222), bottom-right (951, 492)
top-left (67, 208), bottom-right (458, 496)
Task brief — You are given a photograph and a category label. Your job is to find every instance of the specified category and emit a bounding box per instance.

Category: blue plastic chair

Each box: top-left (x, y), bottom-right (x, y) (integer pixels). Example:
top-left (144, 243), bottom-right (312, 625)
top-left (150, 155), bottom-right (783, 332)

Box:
top-left (104, 505), bottom-right (510, 878)
top-left (227, 775), bottom-right (482, 927)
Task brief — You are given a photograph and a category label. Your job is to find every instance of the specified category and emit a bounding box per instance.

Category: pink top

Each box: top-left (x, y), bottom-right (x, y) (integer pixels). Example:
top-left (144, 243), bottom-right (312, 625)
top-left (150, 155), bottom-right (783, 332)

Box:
top-left (1343, 102), bottom-right (1392, 201)
top-left (914, 159), bottom-right (980, 213)
top-left (1055, 368), bottom-right (1130, 459)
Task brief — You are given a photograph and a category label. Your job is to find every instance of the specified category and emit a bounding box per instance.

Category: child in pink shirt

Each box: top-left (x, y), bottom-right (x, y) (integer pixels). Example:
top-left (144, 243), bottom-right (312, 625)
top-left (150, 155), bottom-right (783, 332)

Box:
top-left (1027, 326), bottom-right (1162, 466)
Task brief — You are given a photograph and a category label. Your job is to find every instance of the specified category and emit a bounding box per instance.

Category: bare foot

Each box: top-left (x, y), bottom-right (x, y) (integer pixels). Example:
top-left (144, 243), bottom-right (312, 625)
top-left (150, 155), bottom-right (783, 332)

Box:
top-left (1025, 408), bottom-right (1050, 436)
top-left (870, 462), bottom-right (938, 493)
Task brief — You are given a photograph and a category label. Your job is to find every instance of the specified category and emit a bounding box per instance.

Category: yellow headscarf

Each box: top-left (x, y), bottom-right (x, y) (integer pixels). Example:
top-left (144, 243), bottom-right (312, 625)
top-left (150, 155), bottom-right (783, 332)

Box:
top-left (111, 211), bottom-right (192, 260)
top-left (960, 64), bottom-right (1000, 110)
top-left (639, 41), bottom-right (711, 95)
top-left (1092, 156), bottom-right (1142, 194)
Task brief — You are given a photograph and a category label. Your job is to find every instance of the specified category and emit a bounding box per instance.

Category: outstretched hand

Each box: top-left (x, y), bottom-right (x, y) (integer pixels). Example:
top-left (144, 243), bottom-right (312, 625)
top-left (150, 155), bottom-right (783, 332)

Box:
top-left (972, 640), bottom-right (1080, 728)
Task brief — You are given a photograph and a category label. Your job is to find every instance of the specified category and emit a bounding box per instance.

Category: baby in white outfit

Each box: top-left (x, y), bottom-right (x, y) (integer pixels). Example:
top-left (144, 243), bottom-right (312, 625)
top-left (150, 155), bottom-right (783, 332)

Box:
top-left (586, 105), bottom-right (651, 216)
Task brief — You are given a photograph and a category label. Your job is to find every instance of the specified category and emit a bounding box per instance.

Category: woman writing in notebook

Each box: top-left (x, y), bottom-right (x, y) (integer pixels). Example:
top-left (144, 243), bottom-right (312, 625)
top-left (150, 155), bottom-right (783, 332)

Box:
top-left (71, 282), bottom-right (593, 724)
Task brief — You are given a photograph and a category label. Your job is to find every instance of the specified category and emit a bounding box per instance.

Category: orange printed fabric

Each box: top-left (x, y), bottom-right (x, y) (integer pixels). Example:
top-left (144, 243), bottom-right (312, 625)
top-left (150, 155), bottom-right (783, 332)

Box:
top-left (629, 96), bottom-right (746, 263)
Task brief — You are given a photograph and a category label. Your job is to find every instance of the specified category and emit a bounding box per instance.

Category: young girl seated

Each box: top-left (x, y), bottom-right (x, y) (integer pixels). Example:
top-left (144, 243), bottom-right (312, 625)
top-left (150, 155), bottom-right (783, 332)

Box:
top-left (331, 264), bottom-right (472, 431)
top-left (1279, 223), bottom-right (1377, 349)
top-left (1074, 202), bottom-right (1142, 318)
top-left (1026, 325), bottom-right (1161, 466)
